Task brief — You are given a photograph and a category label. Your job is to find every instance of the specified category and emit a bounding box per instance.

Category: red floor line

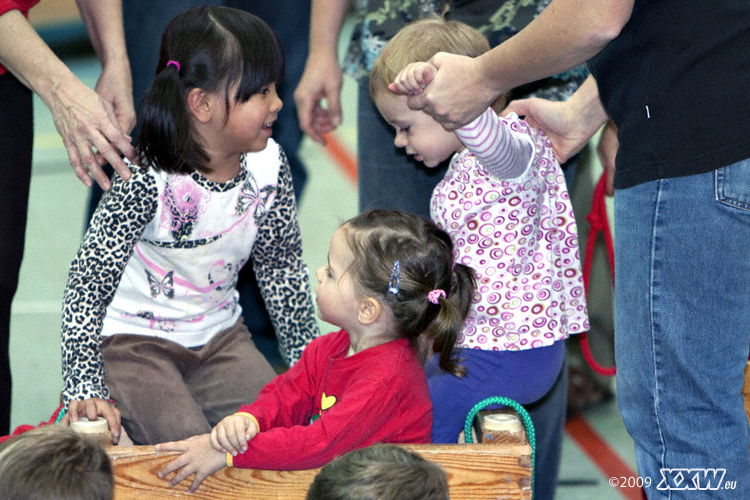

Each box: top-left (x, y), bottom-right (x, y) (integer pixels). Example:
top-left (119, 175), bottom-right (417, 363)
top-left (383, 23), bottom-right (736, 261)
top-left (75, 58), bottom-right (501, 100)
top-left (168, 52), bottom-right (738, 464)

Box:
top-left (565, 414), bottom-right (644, 500)
top-left (322, 132), bottom-right (358, 185)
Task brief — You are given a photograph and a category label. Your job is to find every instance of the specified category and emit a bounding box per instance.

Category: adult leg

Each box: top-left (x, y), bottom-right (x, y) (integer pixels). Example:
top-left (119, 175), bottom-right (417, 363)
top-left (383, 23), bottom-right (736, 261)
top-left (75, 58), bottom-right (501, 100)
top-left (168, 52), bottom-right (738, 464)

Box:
top-left (0, 74), bottom-right (33, 434)
top-left (229, 0), bottom-right (310, 201)
top-left (615, 165), bottom-right (750, 499)
top-left (357, 80), bottom-right (448, 218)
top-left (523, 356), bottom-right (568, 500)
top-left (186, 319), bottom-right (277, 426)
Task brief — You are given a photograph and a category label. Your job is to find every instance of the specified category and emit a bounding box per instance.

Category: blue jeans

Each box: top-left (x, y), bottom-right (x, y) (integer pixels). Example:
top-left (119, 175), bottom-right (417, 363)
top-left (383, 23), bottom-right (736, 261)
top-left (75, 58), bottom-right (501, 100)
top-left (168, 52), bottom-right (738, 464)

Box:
top-left (614, 161), bottom-right (750, 499)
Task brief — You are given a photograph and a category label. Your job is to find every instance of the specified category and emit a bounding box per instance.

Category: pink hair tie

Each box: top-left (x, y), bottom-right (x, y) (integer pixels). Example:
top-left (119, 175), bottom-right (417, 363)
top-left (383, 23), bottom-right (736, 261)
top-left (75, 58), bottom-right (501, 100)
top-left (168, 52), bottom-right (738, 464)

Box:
top-left (428, 289), bottom-right (446, 304)
top-left (166, 60), bottom-right (181, 73)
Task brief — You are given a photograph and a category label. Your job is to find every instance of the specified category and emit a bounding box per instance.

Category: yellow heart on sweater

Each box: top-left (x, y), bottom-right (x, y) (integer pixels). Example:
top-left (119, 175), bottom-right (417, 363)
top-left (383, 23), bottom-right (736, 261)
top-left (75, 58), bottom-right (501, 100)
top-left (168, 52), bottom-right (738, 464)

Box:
top-left (321, 393), bottom-right (337, 410)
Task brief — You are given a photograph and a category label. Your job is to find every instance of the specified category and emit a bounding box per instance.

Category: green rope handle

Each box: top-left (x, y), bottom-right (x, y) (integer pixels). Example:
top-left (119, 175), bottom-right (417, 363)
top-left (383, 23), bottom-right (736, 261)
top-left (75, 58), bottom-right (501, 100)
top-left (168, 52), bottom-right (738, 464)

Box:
top-left (464, 396), bottom-right (536, 499)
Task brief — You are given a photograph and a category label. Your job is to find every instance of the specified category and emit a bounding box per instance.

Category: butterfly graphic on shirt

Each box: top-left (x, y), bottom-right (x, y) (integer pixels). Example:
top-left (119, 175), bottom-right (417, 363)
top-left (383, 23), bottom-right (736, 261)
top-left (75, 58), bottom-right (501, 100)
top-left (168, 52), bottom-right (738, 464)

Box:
top-left (235, 172), bottom-right (275, 225)
top-left (146, 270), bottom-right (175, 299)
top-left (310, 392), bottom-right (337, 423)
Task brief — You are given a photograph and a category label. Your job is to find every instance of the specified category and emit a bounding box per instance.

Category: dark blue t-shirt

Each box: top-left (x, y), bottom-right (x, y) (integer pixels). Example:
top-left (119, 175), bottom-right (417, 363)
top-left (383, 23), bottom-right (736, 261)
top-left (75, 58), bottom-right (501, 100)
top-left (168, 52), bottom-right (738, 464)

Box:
top-left (588, 0), bottom-right (750, 188)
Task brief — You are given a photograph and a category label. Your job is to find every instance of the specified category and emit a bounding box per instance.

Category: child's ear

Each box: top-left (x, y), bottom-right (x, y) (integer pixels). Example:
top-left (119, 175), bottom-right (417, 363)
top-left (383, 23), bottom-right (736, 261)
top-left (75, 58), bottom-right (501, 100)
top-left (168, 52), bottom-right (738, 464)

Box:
top-left (357, 297), bottom-right (382, 326)
top-left (187, 88), bottom-right (213, 123)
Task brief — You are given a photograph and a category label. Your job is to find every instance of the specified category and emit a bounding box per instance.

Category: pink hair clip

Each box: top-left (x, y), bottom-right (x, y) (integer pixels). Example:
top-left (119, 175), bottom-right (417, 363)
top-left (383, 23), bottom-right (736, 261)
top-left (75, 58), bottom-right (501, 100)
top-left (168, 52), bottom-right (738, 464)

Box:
top-left (166, 60), bottom-right (181, 73)
top-left (428, 289), bottom-right (446, 304)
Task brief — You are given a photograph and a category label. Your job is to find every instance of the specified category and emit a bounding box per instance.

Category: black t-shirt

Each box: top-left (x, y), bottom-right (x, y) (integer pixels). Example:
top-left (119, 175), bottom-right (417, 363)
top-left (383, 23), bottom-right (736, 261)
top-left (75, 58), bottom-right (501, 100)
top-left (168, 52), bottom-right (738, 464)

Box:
top-left (588, 0), bottom-right (750, 188)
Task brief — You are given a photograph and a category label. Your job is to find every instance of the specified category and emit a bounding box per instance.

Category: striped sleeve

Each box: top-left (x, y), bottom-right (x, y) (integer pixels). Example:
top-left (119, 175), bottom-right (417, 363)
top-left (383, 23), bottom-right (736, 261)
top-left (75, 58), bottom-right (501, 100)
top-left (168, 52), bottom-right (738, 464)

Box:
top-left (455, 108), bottom-right (534, 181)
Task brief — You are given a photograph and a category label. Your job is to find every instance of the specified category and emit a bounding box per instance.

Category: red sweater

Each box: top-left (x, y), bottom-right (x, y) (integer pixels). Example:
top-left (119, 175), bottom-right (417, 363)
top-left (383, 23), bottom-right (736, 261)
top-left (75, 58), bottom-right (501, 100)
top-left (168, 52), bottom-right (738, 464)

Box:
top-left (229, 330), bottom-right (432, 470)
top-left (0, 0), bottom-right (39, 76)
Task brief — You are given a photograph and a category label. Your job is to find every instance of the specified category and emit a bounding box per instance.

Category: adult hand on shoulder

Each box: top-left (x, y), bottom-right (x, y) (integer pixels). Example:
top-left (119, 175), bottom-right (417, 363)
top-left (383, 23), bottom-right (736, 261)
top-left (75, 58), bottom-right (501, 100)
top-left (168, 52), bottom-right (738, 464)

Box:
top-left (504, 74), bottom-right (610, 163)
top-left (94, 57), bottom-right (136, 148)
top-left (503, 97), bottom-right (586, 164)
top-left (399, 52), bottom-right (499, 131)
top-left (294, 51), bottom-right (343, 145)
top-left (60, 397), bottom-right (121, 445)
top-left (46, 74), bottom-right (135, 190)
top-left (157, 434), bottom-right (226, 493)
top-left (0, 8), bottom-right (135, 190)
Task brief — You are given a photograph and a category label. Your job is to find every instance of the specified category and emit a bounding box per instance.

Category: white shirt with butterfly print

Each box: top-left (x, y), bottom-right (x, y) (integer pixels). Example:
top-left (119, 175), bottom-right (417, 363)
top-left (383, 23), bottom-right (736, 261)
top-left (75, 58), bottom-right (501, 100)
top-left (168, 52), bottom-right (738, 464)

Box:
top-left (101, 143), bottom-right (281, 347)
top-left (62, 139), bottom-right (319, 406)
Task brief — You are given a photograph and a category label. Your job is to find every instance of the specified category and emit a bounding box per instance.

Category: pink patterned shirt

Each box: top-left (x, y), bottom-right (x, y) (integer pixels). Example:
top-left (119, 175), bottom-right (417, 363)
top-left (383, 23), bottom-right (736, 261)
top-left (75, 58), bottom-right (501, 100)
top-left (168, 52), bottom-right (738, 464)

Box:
top-left (431, 109), bottom-right (589, 351)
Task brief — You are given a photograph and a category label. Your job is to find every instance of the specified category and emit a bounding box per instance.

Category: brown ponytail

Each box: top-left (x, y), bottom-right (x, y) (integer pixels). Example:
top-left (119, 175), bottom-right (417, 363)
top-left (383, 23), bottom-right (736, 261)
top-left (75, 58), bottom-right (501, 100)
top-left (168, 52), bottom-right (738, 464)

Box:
top-left (342, 210), bottom-right (476, 376)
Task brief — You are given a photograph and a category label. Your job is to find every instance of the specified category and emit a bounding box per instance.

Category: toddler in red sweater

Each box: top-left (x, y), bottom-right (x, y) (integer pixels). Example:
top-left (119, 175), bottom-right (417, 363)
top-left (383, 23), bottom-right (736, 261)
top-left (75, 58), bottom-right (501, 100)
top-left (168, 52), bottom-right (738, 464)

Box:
top-left (156, 210), bottom-right (475, 492)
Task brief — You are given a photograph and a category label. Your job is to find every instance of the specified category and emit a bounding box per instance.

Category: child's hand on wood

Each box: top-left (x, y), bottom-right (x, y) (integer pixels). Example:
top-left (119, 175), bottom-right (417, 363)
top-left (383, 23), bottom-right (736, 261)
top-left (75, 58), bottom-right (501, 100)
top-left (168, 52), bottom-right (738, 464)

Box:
top-left (209, 413), bottom-right (259, 456)
top-left (156, 434), bottom-right (225, 493)
top-left (389, 62), bottom-right (437, 96)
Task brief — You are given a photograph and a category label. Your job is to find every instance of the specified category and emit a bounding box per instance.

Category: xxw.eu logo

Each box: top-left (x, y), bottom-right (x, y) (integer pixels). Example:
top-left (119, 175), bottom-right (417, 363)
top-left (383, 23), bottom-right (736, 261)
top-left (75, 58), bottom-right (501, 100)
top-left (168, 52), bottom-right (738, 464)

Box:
top-left (657, 469), bottom-right (735, 491)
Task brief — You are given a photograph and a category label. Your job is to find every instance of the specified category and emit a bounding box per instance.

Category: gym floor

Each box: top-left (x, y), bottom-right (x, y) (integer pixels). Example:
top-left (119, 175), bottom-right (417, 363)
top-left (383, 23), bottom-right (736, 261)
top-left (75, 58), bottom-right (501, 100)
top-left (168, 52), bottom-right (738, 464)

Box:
top-left (8, 9), bottom-right (642, 500)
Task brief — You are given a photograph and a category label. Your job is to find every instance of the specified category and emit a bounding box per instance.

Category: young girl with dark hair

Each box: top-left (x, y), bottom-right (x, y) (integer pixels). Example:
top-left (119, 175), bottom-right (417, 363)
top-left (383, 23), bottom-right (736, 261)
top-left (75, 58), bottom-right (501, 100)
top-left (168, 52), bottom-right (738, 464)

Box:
top-left (59, 6), bottom-right (318, 446)
top-left (155, 210), bottom-right (475, 493)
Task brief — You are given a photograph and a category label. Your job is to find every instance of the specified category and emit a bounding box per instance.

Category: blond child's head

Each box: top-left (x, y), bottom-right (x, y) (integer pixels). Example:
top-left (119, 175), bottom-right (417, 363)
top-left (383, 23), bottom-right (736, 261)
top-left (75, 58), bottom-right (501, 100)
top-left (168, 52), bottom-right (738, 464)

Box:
top-left (369, 17), bottom-right (490, 97)
top-left (369, 18), bottom-right (495, 168)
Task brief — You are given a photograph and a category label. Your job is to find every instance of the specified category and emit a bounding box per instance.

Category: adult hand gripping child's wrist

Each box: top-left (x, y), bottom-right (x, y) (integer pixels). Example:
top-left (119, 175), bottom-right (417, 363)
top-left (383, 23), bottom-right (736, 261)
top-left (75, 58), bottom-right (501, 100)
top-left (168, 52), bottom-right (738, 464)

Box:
top-left (401, 52), bottom-right (500, 131)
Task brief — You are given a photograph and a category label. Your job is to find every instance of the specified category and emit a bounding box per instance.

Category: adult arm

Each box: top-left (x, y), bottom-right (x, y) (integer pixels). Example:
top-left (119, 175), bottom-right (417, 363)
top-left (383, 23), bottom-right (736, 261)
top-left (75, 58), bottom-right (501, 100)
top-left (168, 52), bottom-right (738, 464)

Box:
top-left (405, 0), bottom-right (634, 130)
top-left (293, 0), bottom-right (349, 145)
top-left (76, 0), bottom-right (135, 143)
top-left (0, 4), bottom-right (135, 189)
top-left (252, 152), bottom-right (320, 365)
